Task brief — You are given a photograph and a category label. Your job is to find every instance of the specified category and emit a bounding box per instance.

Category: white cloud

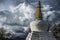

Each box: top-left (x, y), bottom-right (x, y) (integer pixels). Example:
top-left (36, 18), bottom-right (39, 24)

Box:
top-left (0, 1), bottom-right (57, 38)
top-left (42, 5), bottom-right (56, 21)
top-left (0, 16), bottom-right (6, 23)
top-left (0, 2), bottom-right (56, 33)
top-left (42, 5), bottom-right (52, 11)
top-left (0, 2), bottom-right (35, 38)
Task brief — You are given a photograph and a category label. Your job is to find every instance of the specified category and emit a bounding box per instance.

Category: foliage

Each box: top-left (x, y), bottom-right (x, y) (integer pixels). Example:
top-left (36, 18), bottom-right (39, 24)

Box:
top-left (0, 28), bottom-right (10, 40)
top-left (51, 24), bottom-right (60, 40)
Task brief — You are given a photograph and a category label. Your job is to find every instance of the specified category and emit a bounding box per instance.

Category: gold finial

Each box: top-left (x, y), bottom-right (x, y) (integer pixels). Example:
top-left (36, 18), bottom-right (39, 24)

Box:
top-left (36, 1), bottom-right (42, 20)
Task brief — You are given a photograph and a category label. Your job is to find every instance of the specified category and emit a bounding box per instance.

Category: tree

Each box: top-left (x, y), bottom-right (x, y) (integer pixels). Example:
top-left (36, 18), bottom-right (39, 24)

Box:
top-left (0, 28), bottom-right (10, 40)
top-left (50, 23), bottom-right (60, 40)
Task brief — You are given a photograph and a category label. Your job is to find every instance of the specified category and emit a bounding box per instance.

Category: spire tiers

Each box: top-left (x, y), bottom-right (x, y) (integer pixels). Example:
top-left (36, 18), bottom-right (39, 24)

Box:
top-left (36, 1), bottom-right (42, 20)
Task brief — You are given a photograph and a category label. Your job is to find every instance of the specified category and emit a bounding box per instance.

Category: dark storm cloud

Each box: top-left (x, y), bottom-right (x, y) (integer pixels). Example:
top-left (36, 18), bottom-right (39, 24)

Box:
top-left (3, 22), bottom-right (28, 26)
top-left (0, 0), bottom-right (4, 3)
top-left (52, 12), bottom-right (60, 23)
top-left (12, 0), bottom-right (26, 6)
top-left (41, 0), bottom-right (60, 10)
top-left (0, 1), bottom-right (35, 38)
top-left (0, 0), bottom-right (60, 40)
top-left (0, 10), bottom-right (12, 16)
top-left (26, 0), bottom-right (37, 3)
top-left (0, 0), bottom-right (59, 30)
top-left (0, 11), bottom-right (5, 16)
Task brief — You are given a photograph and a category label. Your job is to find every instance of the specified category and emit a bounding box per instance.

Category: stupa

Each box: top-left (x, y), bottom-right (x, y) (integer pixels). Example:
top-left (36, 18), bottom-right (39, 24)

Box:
top-left (26, 0), bottom-right (56, 40)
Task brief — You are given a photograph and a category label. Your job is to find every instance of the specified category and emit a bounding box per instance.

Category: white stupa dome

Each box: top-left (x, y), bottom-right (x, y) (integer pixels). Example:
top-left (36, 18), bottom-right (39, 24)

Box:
top-left (30, 20), bottom-right (48, 32)
top-left (30, 1), bottom-right (48, 32)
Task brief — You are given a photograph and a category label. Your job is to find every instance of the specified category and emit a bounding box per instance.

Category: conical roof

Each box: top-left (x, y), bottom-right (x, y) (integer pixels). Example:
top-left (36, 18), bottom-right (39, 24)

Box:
top-left (36, 1), bottom-right (42, 20)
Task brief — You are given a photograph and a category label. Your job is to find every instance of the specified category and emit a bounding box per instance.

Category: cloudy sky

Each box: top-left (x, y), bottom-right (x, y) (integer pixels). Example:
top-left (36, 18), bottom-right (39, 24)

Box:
top-left (0, 0), bottom-right (60, 40)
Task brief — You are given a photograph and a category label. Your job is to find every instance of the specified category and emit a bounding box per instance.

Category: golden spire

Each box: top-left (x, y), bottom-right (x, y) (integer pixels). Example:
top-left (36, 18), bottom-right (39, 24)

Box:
top-left (36, 1), bottom-right (42, 20)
